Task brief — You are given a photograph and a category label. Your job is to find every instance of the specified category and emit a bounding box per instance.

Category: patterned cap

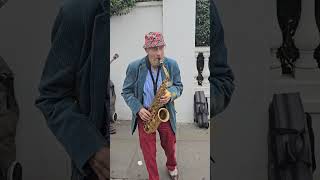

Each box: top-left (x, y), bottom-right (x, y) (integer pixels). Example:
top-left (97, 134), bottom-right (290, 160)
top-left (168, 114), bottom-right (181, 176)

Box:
top-left (143, 32), bottom-right (166, 49)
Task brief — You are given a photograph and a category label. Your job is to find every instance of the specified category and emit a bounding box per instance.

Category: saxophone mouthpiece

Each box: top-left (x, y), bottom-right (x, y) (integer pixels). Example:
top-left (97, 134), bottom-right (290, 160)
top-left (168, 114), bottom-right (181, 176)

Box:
top-left (159, 58), bottom-right (164, 65)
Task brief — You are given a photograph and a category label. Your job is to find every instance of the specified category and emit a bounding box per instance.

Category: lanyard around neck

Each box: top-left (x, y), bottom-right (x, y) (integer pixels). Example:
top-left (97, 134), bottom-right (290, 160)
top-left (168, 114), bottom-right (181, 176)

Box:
top-left (146, 57), bottom-right (160, 95)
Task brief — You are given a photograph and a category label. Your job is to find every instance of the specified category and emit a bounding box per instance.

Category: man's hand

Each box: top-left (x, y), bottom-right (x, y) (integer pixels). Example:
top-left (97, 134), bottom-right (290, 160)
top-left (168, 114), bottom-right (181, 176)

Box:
top-left (160, 90), bottom-right (171, 106)
top-left (89, 146), bottom-right (110, 180)
top-left (138, 108), bottom-right (152, 121)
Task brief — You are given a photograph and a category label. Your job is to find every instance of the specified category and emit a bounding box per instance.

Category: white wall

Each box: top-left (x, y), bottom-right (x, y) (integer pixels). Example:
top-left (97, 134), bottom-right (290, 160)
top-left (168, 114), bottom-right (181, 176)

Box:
top-left (163, 0), bottom-right (197, 123)
top-left (110, 0), bottom-right (197, 123)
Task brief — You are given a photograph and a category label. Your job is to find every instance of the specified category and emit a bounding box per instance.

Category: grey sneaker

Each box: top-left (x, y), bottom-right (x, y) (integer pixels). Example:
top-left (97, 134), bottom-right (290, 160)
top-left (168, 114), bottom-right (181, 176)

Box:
top-left (168, 168), bottom-right (178, 180)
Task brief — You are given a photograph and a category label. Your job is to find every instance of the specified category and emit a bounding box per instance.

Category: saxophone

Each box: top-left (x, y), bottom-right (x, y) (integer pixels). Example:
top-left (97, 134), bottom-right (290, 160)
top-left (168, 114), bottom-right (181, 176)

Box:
top-left (143, 58), bottom-right (171, 134)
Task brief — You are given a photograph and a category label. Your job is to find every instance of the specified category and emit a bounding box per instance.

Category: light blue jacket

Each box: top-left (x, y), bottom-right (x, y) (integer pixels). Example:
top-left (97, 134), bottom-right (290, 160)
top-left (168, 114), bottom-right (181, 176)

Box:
top-left (121, 57), bottom-right (183, 135)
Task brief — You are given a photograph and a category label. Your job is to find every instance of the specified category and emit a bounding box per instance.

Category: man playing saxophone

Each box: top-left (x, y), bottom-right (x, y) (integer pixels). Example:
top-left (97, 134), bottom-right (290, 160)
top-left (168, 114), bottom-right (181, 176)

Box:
top-left (121, 32), bottom-right (183, 180)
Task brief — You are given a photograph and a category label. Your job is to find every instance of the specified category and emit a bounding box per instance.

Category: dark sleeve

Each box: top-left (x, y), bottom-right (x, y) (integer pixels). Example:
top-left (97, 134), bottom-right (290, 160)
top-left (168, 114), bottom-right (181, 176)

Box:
top-left (34, 6), bottom-right (107, 175)
top-left (209, 0), bottom-right (235, 118)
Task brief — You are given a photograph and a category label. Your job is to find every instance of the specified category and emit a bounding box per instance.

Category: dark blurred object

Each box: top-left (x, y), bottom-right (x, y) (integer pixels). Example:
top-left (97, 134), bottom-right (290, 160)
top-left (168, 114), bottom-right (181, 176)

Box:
top-left (210, 155), bottom-right (215, 180)
top-left (109, 53), bottom-right (119, 135)
top-left (0, 0), bottom-right (8, 9)
top-left (276, 0), bottom-right (301, 77)
top-left (109, 80), bottom-right (116, 135)
top-left (0, 161), bottom-right (22, 180)
top-left (110, 53), bottom-right (119, 64)
top-left (268, 92), bottom-right (316, 180)
top-left (196, 52), bottom-right (204, 86)
top-left (0, 56), bottom-right (21, 180)
top-left (313, 46), bottom-right (320, 68)
top-left (314, 0), bottom-right (320, 68)
top-left (193, 91), bottom-right (209, 129)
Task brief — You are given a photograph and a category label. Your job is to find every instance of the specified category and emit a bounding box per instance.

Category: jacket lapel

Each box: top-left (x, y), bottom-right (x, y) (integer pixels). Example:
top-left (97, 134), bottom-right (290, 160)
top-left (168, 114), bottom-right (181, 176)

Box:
top-left (137, 57), bottom-right (148, 102)
top-left (89, 11), bottom-right (109, 127)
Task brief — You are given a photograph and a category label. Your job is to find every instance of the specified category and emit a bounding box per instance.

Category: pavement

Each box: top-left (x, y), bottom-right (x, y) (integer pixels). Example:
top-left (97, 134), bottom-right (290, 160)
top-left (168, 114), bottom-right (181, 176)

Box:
top-left (110, 120), bottom-right (210, 180)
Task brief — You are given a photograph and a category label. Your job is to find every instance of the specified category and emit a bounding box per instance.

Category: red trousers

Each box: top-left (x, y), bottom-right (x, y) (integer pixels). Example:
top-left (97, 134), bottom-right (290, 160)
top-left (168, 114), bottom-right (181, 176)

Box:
top-left (137, 117), bottom-right (177, 180)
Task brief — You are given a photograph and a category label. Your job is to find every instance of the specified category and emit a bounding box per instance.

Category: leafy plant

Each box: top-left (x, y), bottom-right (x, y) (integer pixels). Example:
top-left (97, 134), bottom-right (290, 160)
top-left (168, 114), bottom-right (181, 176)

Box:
top-left (195, 0), bottom-right (210, 47)
top-left (110, 0), bottom-right (163, 16)
top-left (110, 0), bottom-right (136, 16)
top-left (136, 0), bottom-right (162, 1)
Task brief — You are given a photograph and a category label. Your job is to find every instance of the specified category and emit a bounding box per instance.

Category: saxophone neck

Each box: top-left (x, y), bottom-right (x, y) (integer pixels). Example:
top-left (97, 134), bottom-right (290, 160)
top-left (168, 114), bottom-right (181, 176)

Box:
top-left (158, 58), bottom-right (171, 85)
top-left (162, 63), bottom-right (170, 78)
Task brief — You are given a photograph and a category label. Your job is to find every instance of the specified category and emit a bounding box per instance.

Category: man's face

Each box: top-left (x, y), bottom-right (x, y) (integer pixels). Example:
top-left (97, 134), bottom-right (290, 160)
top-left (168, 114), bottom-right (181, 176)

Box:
top-left (145, 46), bottom-right (165, 67)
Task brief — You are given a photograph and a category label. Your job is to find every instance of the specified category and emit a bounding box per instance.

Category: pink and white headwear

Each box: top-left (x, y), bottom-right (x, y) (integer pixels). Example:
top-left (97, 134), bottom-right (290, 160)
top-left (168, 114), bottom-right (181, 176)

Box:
top-left (143, 32), bottom-right (166, 49)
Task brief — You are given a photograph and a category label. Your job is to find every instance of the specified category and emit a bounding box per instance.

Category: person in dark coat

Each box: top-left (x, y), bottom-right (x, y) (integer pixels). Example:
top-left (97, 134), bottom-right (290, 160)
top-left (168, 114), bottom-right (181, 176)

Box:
top-left (35, 0), bottom-right (110, 179)
top-left (209, 0), bottom-right (235, 178)
top-left (209, 0), bottom-right (235, 119)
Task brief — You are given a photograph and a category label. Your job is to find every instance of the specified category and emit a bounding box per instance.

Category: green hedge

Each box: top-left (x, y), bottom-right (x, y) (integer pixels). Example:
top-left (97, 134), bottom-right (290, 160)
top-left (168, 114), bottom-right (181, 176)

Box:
top-left (136, 0), bottom-right (162, 1)
top-left (111, 0), bottom-right (163, 16)
top-left (195, 0), bottom-right (209, 47)
top-left (110, 0), bottom-right (136, 16)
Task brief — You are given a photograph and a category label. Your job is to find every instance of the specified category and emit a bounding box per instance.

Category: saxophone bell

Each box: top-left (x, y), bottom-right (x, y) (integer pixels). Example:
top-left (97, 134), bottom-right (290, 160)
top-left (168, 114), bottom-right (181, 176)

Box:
top-left (158, 107), bottom-right (170, 122)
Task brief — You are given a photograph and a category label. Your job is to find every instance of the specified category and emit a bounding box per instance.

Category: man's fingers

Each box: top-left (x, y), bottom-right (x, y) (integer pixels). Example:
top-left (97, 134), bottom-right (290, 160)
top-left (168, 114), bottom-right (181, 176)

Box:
top-left (139, 112), bottom-right (146, 121)
top-left (161, 92), bottom-right (170, 99)
top-left (96, 169), bottom-right (106, 180)
top-left (159, 97), bottom-right (170, 104)
top-left (141, 115), bottom-right (148, 121)
top-left (91, 160), bottom-right (106, 180)
top-left (143, 114), bottom-right (151, 121)
top-left (160, 96), bottom-right (169, 102)
top-left (92, 159), bottom-right (110, 179)
top-left (143, 116), bottom-right (149, 121)
top-left (139, 108), bottom-right (152, 121)
top-left (145, 110), bottom-right (151, 117)
top-left (89, 146), bottom-right (110, 180)
top-left (140, 112), bottom-right (146, 120)
top-left (142, 110), bottom-right (151, 118)
top-left (95, 153), bottom-right (110, 170)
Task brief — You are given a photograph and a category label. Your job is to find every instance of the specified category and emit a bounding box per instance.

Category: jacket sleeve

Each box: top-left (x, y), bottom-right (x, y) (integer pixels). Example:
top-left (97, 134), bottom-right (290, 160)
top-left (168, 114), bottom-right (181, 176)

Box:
top-left (34, 7), bottom-right (107, 175)
top-left (168, 61), bottom-right (183, 102)
top-left (209, 0), bottom-right (235, 118)
top-left (121, 63), bottom-right (144, 115)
